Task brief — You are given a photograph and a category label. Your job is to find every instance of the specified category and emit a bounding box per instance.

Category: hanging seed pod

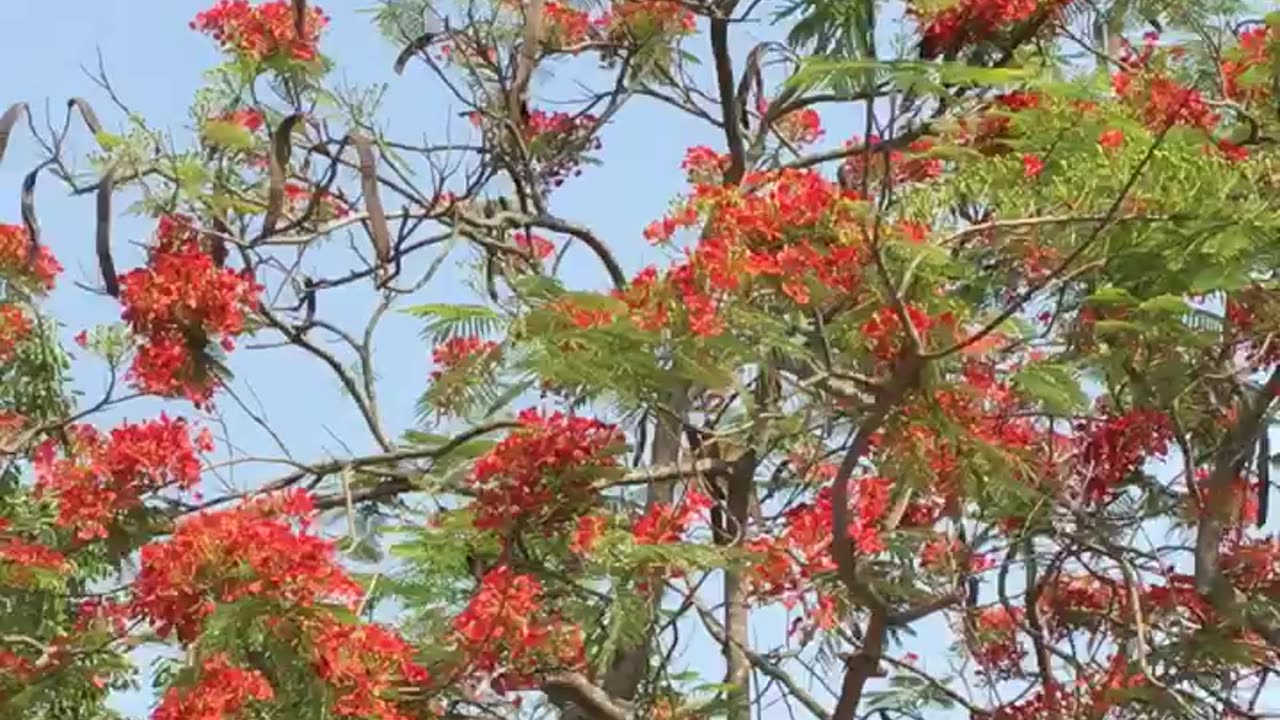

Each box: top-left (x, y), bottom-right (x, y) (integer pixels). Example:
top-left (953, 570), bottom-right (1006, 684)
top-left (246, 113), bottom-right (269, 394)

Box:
top-left (20, 161), bottom-right (49, 264)
top-left (263, 113), bottom-right (303, 235)
top-left (349, 132), bottom-right (392, 284)
top-left (96, 166), bottom-right (119, 296)
top-left (0, 103), bottom-right (28, 167)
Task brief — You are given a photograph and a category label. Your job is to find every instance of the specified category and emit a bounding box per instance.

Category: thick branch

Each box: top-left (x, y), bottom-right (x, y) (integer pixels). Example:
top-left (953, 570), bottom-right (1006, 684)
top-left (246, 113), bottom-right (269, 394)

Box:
top-left (543, 672), bottom-right (632, 720)
top-left (1194, 368), bottom-right (1280, 641)
top-left (710, 15), bottom-right (746, 183)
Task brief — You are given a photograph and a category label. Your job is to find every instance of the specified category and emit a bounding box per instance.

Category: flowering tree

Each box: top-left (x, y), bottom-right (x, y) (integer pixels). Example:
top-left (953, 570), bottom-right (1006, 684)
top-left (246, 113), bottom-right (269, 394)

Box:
top-left (3, 0), bottom-right (1280, 718)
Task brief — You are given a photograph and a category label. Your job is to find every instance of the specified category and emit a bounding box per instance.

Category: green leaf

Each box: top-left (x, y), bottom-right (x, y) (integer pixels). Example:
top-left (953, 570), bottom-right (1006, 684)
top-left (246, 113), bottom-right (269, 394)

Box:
top-left (1188, 264), bottom-right (1251, 294)
top-left (479, 378), bottom-right (534, 418)
top-left (94, 131), bottom-right (125, 151)
top-left (1012, 363), bottom-right (1087, 415)
top-left (1086, 286), bottom-right (1136, 306)
top-left (404, 303), bottom-right (502, 343)
top-left (1138, 294), bottom-right (1190, 316)
top-left (1092, 319), bottom-right (1144, 335)
top-left (174, 159), bottom-right (209, 193)
top-left (201, 120), bottom-right (255, 150)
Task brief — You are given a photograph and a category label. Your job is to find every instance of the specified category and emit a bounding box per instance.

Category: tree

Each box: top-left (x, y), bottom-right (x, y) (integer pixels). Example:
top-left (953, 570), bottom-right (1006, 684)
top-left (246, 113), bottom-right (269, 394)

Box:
top-left (1, 0), bottom-right (1279, 717)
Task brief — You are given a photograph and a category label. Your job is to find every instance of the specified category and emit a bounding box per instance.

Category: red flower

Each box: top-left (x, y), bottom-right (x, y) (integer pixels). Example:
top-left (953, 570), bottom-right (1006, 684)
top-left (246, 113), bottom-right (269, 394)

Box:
top-left (191, 0), bottom-right (329, 62)
top-left (0, 304), bottom-right (32, 361)
top-left (220, 107), bottom-right (265, 132)
top-left (1111, 37), bottom-right (1219, 131)
top-left (910, 0), bottom-right (1072, 58)
top-left (0, 538), bottom-right (69, 578)
top-left (118, 215), bottom-right (262, 405)
top-left (745, 477), bottom-right (893, 605)
top-left (543, 1), bottom-right (593, 47)
top-left (970, 605), bottom-right (1025, 677)
top-left (639, 168), bottom-right (872, 336)
top-left (570, 514), bottom-right (607, 554)
top-left (1072, 408), bottom-right (1172, 503)
top-left (35, 416), bottom-right (212, 541)
top-left (1216, 139), bottom-right (1249, 163)
top-left (452, 566), bottom-right (585, 685)
top-left (283, 181), bottom-right (351, 221)
top-left (468, 409), bottom-right (623, 532)
top-left (774, 108), bottom-right (825, 146)
top-left (1021, 153), bottom-right (1045, 178)
top-left (430, 335), bottom-right (500, 381)
top-left (681, 146), bottom-right (731, 184)
top-left (1222, 25), bottom-right (1276, 103)
top-left (153, 653), bottom-right (274, 720)
top-left (308, 616), bottom-right (431, 720)
top-left (513, 232), bottom-right (555, 260)
top-left (0, 224), bottom-right (62, 292)
top-left (1098, 128), bottom-right (1125, 150)
top-left (509, 109), bottom-right (603, 189)
top-left (599, 0), bottom-right (697, 38)
top-left (132, 489), bottom-right (362, 644)
top-left (631, 490), bottom-right (712, 545)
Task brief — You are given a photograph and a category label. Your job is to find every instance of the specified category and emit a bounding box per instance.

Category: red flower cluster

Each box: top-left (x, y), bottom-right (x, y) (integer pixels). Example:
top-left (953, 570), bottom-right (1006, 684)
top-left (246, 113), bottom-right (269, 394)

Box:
top-left (0, 304), bottom-right (32, 362)
top-left (631, 490), bottom-right (712, 545)
top-left (910, 0), bottom-right (1070, 58)
top-left (860, 304), bottom-right (946, 361)
top-left (501, 0), bottom-right (694, 51)
top-left (0, 648), bottom-right (35, 687)
top-left (452, 566), bottom-right (585, 688)
top-left (542, 1), bottom-right (594, 47)
top-left (153, 653), bottom-right (274, 720)
top-left (681, 146), bottom-right (731, 185)
top-left (309, 616), bottom-right (432, 720)
top-left (640, 168), bottom-right (869, 335)
top-left (191, 0), bottom-right (329, 63)
top-left (0, 536), bottom-right (69, 586)
top-left (521, 110), bottom-right (603, 188)
top-left (772, 108), bottom-right (824, 146)
top-left (513, 231), bottom-right (555, 260)
top-left (839, 137), bottom-right (942, 191)
top-left (1226, 286), bottom-right (1280, 368)
top-left (1112, 35), bottom-right (1218, 131)
top-left (570, 514), bottom-right (608, 554)
top-left (468, 409), bottom-right (623, 532)
top-left (1223, 24), bottom-right (1276, 103)
top-left (132, 489), bottom-right (362, 644)
top-left (1071, 408), bottom-right (1172, 503)
top-left (1036, 573), bottom-right (1122, 639)
top-left (991, 654), bottom-right (1143, 720)
top-left (283, 181), bottom-right (351, 223)
top-left (34, 416), bottom-right (212, 541)
top-left (919, 535), bottom-right (993, 574)
top-left (221, 107), bottom-right (265, 132)
top-left (552, 297), bottom-right (616, 330)
top-left (969, 605), bottom-right (1025, 678)
top-left (0, 224), bottom-right (62, 292)
top-left (1098, 128), bottom-right (1125, 150)
top-left (430, 335), bottom-right (500, 381)
top-left (1221, 538), bottom-right (1280, 596)
top-left (746, 477), bottom-right (892, 611)
top-left (601, 0), bottom-right (696, 39)
top-left (118, 215), bottom-right (262, 406)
